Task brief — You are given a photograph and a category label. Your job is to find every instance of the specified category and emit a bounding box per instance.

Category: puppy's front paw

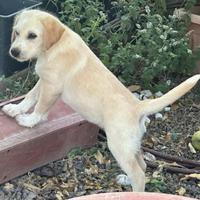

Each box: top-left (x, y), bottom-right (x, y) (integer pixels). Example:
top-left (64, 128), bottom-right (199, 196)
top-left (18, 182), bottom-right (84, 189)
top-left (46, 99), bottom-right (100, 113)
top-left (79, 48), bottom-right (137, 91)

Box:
top-left (2, 103), bottom-right (22, 118)
top-left (16, 113), bottom-right (45, 128)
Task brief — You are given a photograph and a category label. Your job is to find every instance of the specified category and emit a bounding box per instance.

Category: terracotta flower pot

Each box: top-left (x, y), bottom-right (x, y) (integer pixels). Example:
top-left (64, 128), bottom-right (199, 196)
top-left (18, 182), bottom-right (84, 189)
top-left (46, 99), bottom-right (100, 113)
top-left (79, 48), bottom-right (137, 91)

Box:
top-left (69, 192), bottom-right (197, 200)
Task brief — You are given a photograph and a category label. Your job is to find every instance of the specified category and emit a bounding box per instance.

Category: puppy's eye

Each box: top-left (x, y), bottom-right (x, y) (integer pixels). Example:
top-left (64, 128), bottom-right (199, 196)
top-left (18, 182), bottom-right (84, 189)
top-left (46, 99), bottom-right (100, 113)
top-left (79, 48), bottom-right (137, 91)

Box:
top-left (27, 32), bottom-right (37, 40)
top-left (15, 31), bottom-right (19, 36)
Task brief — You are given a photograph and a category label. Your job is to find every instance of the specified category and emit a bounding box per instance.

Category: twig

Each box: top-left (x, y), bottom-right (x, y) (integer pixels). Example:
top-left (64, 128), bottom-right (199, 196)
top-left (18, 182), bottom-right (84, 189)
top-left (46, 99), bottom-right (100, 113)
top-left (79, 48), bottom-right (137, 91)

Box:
top-left (0, 95), bottom-right (25, 108)
top-left (13, 61), bottom-right (32, 98)
top-left (98, 132), bottom-right (106, 141)
top-left (142, 147), bottom-right (200, 168)
top-left (146, 161), bottom-right (200, 174)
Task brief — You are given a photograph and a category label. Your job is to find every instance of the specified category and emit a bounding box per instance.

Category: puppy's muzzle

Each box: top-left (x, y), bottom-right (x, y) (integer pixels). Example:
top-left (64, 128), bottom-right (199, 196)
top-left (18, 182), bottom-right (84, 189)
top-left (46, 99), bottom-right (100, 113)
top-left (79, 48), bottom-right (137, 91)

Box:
top-left (10, 48), bottom-right (21, 58)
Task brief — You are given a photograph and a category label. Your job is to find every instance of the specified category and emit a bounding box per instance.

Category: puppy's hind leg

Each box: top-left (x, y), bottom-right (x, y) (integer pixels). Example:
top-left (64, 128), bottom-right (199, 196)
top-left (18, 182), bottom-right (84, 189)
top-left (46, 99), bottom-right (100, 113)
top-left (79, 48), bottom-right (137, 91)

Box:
top-left (136, 150), bottom-right (146, 173)
top-left (106, 131), bottom-right (145, 192)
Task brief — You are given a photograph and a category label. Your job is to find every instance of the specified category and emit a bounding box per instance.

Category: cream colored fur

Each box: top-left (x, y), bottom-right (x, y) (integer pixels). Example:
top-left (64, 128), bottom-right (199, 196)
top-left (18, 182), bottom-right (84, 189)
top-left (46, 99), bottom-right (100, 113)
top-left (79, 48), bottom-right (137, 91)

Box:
top-left (2, 10), bottom-right (200, 192)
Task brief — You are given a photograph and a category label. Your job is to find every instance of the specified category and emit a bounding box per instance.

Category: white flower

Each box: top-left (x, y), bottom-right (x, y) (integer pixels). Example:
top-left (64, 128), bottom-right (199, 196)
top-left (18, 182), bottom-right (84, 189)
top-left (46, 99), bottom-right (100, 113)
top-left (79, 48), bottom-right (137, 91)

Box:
top-left (163, 66), bottom-right (167, 70)
top-left (145, 6), bottom-right (151, 14)
top-left (136, 23), bottom-right (141, 29)
top-left (135, 54), bottom-right (141, 58)
top-left (146, 22), bottom-right (153, 29)
top-left (155, 27), bottom-right (161, 33)
top-left (154, 14), bottom-right (162, 23)
top-left (163, 25), bottom-right (169, 30)
top-left (152, 62), bottom-right (157, 67)
top-left (171, 30), bottom-right (178, 34)
top-left (187, 49), bottom-right (192, 54)
top-left (160, 35), bottom-right (166, 40)
top-left (171, 14), bottom-right (177, 19)
top-left (139, 29), bottom-right (147, 33)
top-left (166, 80), bottom-right (171, 86)
top-left (172, 41), bottom-right (179, 46)
top-left (163, 46), bottom-right (167, 51)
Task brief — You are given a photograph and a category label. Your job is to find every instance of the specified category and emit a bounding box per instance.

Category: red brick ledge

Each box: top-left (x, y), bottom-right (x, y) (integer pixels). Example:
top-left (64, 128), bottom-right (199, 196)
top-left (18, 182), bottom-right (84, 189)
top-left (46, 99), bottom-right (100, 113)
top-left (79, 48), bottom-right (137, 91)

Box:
top-left (0, 97), bottom-right (98, 184)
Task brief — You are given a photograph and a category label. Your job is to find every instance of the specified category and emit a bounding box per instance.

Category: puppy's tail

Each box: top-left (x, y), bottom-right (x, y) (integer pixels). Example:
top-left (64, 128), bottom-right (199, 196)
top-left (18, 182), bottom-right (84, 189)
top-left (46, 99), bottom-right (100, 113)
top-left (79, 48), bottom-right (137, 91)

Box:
top-left (139, 74), bottom-right (200, 116)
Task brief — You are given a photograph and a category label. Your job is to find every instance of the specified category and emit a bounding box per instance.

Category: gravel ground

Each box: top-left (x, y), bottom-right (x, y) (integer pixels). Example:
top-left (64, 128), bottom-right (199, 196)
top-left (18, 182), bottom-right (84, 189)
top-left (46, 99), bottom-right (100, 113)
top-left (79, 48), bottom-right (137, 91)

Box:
top-left (0, 90), bottom-right (199, 200)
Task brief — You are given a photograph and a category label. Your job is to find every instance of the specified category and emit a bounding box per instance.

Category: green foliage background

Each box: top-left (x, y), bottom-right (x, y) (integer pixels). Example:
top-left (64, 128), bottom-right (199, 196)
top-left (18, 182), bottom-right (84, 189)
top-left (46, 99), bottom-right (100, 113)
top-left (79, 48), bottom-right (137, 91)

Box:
top-left (47, 0), bottom-right (199, 92)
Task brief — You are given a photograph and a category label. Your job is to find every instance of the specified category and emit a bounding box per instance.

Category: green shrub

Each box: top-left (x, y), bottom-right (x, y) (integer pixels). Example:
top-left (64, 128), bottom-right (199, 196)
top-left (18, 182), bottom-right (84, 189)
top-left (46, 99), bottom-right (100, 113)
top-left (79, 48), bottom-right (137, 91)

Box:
top-left (48, 0), bottom-right (199, 92)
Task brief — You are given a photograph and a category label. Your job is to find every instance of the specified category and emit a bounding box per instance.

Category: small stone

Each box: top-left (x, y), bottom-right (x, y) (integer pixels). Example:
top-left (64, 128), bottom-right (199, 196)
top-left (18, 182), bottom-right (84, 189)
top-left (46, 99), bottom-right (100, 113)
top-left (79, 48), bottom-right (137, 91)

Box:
top-left (26, 192), bottom-right (37, 200)
top-left (164, 106), bottom-right (171, 112)
top-left (2, 183), bottom-right (14, 194)
top-left (166, 80), bottom-right (171, 86)
top-left (140, 90), bottom-right (153, 98)
top-left (132, 92), bottom-right (140, 99)
top-left (145, 117), bottom-right (151, 125)
top-left (144, 152), bottom-right (156, 162)
top-left (22, 190), bottom-right (36, 200)
top-left (155, 91), bottom-right (163, 97)
top-left (116, 174), bottom-right (131, 186)
top-left (139, 94), bottom-right (147, 100)
top-left (37, 166), bottom-right (55, 177)
top-left (155, 113), bottom-right (163, 120)
top-left (176, 187), bottom-right (186, 196)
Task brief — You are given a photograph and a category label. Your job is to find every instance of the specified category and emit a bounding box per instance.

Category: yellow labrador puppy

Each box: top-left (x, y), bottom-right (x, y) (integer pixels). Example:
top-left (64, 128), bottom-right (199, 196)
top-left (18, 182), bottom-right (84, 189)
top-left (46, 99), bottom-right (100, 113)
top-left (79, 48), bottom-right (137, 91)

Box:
top-left (2, 10), bottom-right (200, 191)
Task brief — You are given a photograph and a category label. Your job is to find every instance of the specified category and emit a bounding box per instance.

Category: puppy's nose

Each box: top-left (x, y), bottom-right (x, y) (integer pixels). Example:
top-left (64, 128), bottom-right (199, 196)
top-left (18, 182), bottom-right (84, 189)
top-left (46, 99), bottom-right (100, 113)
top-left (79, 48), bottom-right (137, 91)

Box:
top-left (10, 48), bottom-right (20, 58)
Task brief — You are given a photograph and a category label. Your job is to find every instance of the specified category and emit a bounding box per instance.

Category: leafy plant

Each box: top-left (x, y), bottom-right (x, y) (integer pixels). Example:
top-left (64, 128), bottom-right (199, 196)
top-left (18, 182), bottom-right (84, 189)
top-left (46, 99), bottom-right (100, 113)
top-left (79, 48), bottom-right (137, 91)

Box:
top-left (47, 0), bottom-right (199, 92)
top-left (146, 177), bottom-right (168, 192)
top-left (0, 66), bottom-right (38, 101)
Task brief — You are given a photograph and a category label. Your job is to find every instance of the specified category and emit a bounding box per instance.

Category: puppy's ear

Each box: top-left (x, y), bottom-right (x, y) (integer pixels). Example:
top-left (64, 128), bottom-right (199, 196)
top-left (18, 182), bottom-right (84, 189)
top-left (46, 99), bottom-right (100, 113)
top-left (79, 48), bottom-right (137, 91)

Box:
top-left (41, 16), bottom-right (65, 50)
top-left (11, 15), bottom-right (19, 43)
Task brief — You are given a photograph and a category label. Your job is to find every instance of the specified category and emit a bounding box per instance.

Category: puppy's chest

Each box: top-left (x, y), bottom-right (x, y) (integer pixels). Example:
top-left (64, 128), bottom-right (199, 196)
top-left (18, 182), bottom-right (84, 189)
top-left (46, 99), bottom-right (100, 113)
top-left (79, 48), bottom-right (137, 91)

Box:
top-left (35, 60), bottom-right (44, 77)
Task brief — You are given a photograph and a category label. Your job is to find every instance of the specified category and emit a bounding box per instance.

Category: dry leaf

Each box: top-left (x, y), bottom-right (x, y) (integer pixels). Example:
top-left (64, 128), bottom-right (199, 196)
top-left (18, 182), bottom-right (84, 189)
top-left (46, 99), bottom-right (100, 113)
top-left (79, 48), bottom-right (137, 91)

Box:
top-left (164, 132), bottom-right (171, 141)
top-left (94, 150), bottom-right (106, 165)
top-left (176, 187), bottom-right (186, 195)
top-left (188, 143), bottom-right (197, 154)
top-left (143, 136), bottom-right (157, 148)
top-left (171, 103), bottom-right (179, 111)
top-left (60, 182), bottom-right (70, 189)
top-left (23, 183), bottom-right (41, 192)
top-left (85, 164), bottom-right (99, 175)
top-left (41, 179), bottom-right (55, 190)
top-left (152, 162), bottom-right (164, 178)
top-left (55, 191), bottom-right (64, 200)
top-left (181, 174), bottom-right (200, 181)
top-left (193, 103), bottom-right (200, 109)
top-left (127, 84), bottom-right (141, 92)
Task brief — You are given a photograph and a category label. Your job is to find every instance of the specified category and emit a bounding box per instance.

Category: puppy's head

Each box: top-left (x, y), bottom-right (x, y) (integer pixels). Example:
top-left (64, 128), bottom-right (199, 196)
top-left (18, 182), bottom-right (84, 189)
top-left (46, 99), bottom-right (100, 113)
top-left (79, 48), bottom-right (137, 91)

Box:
top-left (10, 10), bottom-right (65, 62)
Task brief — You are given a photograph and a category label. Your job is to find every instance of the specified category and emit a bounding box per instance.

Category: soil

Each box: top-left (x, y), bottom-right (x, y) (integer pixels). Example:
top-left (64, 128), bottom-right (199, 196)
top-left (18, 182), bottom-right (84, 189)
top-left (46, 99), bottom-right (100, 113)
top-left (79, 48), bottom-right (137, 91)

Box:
top-left (0, 88), bottom-right (200, 200)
